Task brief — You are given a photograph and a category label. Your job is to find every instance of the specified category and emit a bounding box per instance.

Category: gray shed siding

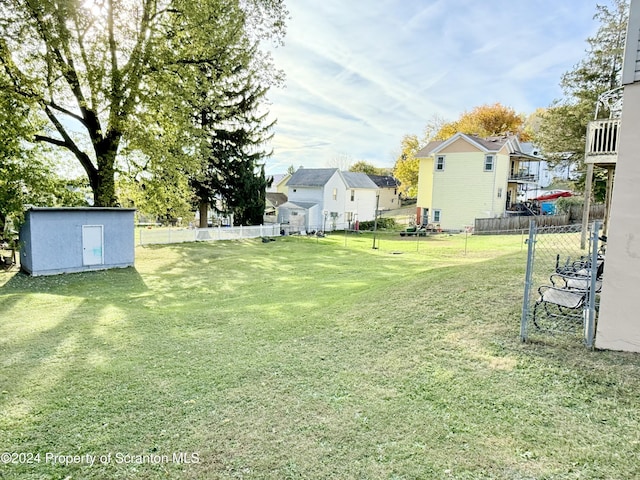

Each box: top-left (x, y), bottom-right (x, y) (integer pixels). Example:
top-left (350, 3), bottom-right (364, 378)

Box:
top-left (20, 208), bottom-right (135, 276)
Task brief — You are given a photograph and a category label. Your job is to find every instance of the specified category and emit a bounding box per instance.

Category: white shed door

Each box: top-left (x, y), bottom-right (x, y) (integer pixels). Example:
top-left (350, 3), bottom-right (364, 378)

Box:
top-left (82, 225), bottom-right (104, 266)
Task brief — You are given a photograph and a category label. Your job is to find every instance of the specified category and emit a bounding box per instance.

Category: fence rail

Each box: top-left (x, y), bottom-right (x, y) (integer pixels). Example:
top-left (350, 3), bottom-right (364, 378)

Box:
top-left (520, 222), bottom-right (603, 347)
top-left (475, 215), bottom-right (569, 233)
top-left (475, 205), bottom-right (605, 234)
top-left (139, 224), bottom-right (282, 245)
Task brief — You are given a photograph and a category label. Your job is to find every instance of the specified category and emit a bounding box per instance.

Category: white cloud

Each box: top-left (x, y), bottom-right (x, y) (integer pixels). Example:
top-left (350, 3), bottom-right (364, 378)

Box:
top-left (264, 0), bottom-right (598, 175)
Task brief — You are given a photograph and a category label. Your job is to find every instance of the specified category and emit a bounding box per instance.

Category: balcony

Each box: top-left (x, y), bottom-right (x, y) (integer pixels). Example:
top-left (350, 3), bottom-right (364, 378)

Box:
top-left (584, 118), bottom-right (620, 166)
top-left (508, 172), bottom-right (538, 184)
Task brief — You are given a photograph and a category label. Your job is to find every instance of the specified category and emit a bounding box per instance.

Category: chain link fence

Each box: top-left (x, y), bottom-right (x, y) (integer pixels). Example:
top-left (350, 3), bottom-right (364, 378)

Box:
top-left (520, 221), bottom-right (604, 347)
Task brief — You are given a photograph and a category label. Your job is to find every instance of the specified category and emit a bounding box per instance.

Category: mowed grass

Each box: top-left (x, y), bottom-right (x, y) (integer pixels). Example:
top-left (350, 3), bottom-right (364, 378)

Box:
top-left (1, 233), bottom-right (639, 479)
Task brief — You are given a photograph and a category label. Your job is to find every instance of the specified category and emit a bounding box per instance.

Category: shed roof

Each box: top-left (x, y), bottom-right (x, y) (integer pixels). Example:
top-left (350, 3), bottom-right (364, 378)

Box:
top-left (27, 207), bottom-right (136, 212)
top-left (287, 168), bottom-right (338, 187)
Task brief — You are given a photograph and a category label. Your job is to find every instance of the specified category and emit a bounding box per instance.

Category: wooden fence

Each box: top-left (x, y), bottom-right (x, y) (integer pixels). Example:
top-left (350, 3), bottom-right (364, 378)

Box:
top-left (474, 204), bottom-right (605, 234)
top-left (474, 215), bottom-right (569, 234)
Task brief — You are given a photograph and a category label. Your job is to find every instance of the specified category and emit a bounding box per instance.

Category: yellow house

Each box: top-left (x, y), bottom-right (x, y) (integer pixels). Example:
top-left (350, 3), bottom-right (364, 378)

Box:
top-left (415, 133), bottom-right (541, 231)
top-left (267, 173), bottom-right (291, 194)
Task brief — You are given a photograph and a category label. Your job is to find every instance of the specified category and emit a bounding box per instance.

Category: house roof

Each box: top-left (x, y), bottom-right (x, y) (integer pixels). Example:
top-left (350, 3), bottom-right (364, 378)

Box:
top-left (416, 133), bottom-right (541, 159)
top-left (416, 140), bottom-right (444, 157)
top-left (288, 168), bottom-right (338, 187)
top-left (266, 192), bottom-right (288, 207)
top-left (367, 175), bottom-right (399, 188)
top-left (341, 171), bottom-right (378, 189)
top-left (279, 201), bottom-right (318, 210)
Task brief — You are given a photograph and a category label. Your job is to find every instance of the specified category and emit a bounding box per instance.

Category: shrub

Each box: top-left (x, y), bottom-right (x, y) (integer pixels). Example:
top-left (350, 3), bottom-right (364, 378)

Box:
top-left (358, 218), bottom-right (397, 230)
top-left (556, 196), bottom-right (584, 214)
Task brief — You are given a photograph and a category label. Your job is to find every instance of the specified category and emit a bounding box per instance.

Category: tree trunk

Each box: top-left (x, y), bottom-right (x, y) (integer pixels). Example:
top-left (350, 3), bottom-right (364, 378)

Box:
top-left (92, 136), bottom-right (120, 207)
top-left (199, 201), bottom-right (209, 228)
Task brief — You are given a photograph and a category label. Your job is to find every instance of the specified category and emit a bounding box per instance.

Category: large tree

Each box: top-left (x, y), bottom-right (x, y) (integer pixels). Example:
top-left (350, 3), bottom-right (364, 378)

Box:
top-left (349, 161), bottom-right (389, 176)
top-left (185, 28), bottom-right (277, 227)
top-left (533, 0), bottom-right (629, 167)
top-left (434, 103), bottom-right (528, 141)
top-left (0, 74), bottom-right (86, 234)
top-left (0, 0), bottom-right (286, 207)
top-left (392, 135), bottom-right (421, 197)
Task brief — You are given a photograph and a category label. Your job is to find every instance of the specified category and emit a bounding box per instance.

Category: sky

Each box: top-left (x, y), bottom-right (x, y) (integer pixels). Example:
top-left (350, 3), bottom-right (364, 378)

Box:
top-left (263, 0), bottom-right (600, 175)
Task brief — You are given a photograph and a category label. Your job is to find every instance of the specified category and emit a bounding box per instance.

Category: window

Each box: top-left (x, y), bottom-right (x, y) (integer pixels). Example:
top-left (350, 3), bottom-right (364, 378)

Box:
top-left (484, 154), bottom-right (494, 172)
top-left (332, 188), bottom-right (337, 200)
top-left (350, 189), bottom-right (355, 201)
top-left (497, 188), bottom-right (503, 198)
top-left (435, 155), bottom-right (445, 171)
top-left (433, 210), bottom-right (441, 222)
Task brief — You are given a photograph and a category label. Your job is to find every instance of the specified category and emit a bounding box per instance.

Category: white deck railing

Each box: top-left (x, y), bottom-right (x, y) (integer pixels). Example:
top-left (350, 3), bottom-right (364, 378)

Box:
top-left (586, 118), bottom-right (621, 158)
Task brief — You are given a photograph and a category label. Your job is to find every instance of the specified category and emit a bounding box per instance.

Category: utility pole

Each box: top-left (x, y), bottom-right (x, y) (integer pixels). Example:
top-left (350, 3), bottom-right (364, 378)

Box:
top-left (372, 192), bottom-right (380, 249)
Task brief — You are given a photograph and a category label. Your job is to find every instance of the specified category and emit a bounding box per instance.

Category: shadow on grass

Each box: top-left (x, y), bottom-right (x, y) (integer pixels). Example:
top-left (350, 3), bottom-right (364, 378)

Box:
top-left (3, 242), bottom-right (640, 479)
top-left (0, 266), bottom-right (148, 298)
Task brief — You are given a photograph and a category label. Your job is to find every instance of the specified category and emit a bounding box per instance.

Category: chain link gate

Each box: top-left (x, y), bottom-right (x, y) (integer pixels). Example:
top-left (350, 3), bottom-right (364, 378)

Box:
top-left (521, 221), bottom-right (604, 347)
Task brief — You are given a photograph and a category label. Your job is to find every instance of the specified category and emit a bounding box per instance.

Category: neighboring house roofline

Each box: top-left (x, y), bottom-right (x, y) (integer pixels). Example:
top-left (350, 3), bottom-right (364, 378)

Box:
top-left (417, 133), bottom-right (527, 157)
top-left (340, 171), bottom-right (379, 189)
top-left (367, 174), bottom-right (400, 188)
top-left (266, 192), bottom-right (288, 207)
top-left (279, 201), bottom-right (318, 210)
top-left (424, 133), bottom-right (494, 155)
top-left (287, 168), bottom-right (339, 187)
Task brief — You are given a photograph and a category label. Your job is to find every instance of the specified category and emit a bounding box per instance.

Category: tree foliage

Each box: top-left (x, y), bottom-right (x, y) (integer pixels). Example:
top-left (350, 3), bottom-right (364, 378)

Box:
top-left (186, 35), bottom-right (277, 226)
top-left (0, 76), bottom-right (86, 235)
top-left (0, 0), bottom-right (287, 207)
top-left (434, 103), bottom-right (528, 140)
top-left (392, 135), bottom-right (421, 197)
top-left (349, 161), bottom-right (388, 176)
top-left (533, 0), bottom-right (628, 168)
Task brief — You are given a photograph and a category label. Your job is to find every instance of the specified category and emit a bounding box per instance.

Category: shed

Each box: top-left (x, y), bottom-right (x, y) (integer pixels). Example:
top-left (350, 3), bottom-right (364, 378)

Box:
top-left (19, 207), bottom-right (135, 276)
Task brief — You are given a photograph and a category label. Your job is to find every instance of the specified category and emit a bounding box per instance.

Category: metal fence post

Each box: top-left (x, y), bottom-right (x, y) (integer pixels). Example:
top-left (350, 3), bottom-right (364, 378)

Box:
top-left (520, 220), bottom-right (537, 342)
top-left (584, 221), bottom-right (601, 348)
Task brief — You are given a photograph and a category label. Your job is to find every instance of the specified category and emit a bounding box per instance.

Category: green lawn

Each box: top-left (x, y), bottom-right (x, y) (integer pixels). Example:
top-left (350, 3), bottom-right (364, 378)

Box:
top-left (1, 234), bottom-right (639, 479)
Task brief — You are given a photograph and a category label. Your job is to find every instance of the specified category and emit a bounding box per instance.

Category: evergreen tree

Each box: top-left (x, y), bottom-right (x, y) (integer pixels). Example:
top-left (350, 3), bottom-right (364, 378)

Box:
top-left (190, 61), bottom-right (275, 226)
top-left (0, 0), bottom-right (286, 207)
top-left (534, 0), bottom-right (629, 168)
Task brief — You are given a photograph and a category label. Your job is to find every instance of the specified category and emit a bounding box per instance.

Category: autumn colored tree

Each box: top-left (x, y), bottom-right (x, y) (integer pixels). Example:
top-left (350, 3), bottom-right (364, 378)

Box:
top-left (392, 135), bottom-right (421, 197)
top-left (434, 103), bottom-right (528, 140)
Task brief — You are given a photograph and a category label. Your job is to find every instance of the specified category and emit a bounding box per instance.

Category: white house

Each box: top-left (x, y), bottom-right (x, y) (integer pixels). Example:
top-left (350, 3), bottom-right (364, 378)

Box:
top-left (341, 171), bottom-right (379, 227)
top-left (278, 168), bottom-right (378, 232)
